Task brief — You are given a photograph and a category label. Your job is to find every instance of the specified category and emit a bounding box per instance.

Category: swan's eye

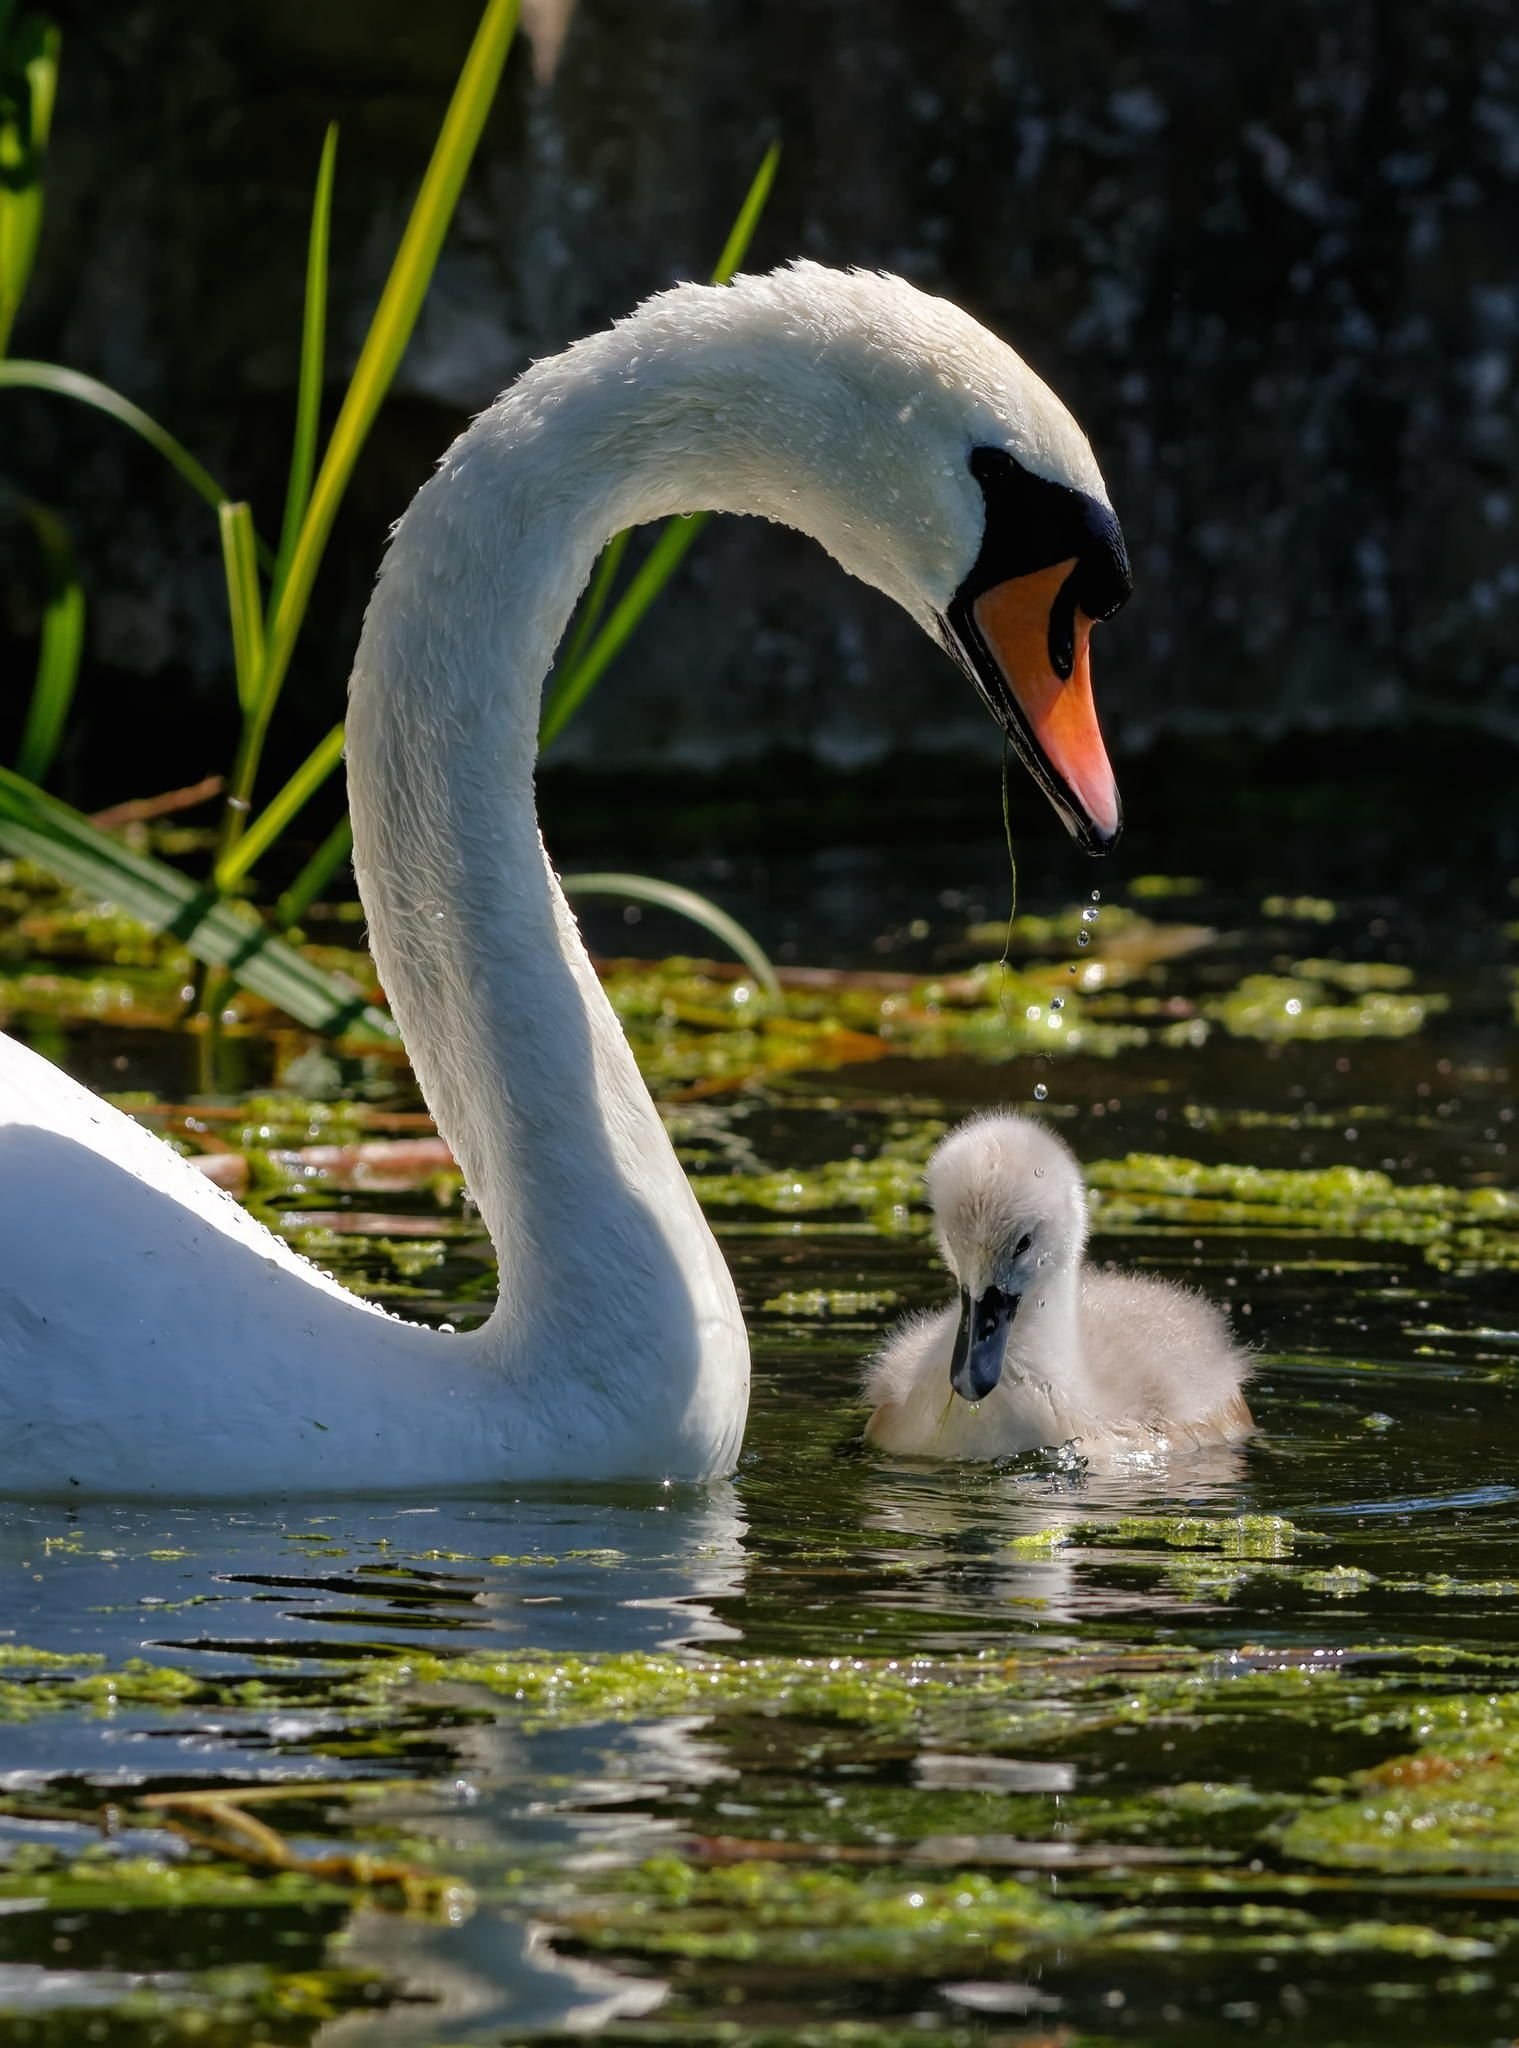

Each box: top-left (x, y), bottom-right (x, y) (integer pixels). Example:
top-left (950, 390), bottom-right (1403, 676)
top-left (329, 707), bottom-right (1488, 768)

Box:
top-left (1013, 1232), bottom-right (1033, 1258)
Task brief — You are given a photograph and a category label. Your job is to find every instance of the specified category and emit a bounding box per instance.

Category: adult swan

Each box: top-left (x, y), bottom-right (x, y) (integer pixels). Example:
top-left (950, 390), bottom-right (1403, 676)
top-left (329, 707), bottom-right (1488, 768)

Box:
top-left (0, 263), bottom-right (1132, 1496)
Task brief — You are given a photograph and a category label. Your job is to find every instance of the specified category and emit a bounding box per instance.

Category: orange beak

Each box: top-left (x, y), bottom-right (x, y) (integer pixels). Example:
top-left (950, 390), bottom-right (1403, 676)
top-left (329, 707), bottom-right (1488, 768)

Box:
top-left (968, 559), bottom-right (1121, 850)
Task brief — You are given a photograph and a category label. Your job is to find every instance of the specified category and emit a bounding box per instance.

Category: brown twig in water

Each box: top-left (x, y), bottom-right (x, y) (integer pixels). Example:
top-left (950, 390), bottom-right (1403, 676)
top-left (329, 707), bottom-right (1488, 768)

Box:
top-left (0, 1783), bottom-right (467, 1916)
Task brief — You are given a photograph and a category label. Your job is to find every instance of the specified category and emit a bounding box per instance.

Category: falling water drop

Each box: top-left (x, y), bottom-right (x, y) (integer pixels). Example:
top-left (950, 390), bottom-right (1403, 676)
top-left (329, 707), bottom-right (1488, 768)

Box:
top-left (1033, 1082), bottom-right (1048, 1101)
top-left (1081, 905), bottom-right (1099, 924)
top-left (1076, 931), bottom-right (1091, 948)
top-left (1090, 888), bottom-right (1101, 903)
top-left (1050, 995), bottom-right (1064, 1012)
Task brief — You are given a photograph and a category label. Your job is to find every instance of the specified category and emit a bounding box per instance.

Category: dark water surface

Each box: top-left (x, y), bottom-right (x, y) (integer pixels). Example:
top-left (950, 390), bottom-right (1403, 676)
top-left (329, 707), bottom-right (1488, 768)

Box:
top-left (1, 837), bottom-right (1516, 2047)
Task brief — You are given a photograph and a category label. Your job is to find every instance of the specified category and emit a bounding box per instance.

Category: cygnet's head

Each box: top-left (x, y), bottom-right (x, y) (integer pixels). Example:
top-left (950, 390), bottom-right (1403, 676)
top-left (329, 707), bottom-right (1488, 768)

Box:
top-left (925, 1113), bottom-right (1090, 1403)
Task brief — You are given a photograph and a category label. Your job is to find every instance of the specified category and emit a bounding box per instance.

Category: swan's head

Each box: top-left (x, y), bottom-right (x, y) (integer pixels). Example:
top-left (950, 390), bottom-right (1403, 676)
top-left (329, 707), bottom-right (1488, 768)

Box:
top-left (703, 264), bottom-right (1133, 851)
top-left (925, 1112), bottom-right (1090, 1403)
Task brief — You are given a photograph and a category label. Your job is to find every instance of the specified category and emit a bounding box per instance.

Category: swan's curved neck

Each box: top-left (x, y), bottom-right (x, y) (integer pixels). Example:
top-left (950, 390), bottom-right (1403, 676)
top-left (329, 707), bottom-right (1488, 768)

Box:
top-left (345, 290), bottom-right (849, 1399)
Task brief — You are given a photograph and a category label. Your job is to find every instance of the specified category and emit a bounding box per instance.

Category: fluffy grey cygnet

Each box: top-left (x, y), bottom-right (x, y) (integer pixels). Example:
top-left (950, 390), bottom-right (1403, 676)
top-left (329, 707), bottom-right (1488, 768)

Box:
top-left (864, 1113), bottom-right (1254, 1460)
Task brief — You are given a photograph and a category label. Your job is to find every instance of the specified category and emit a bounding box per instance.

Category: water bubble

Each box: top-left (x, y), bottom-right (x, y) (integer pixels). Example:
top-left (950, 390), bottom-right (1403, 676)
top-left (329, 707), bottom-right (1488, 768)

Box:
top-left (1033, 1082), bottom-right (1048, 1101)
top-left (1076, 931), bottom-right (1091, 948)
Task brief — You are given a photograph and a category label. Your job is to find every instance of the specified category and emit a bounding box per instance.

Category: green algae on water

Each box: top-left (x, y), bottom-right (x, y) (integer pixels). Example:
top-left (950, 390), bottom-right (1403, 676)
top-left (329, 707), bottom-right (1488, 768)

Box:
top-left (1279, 1692), bottom-right (1519, 1874)
top-left (1205, 972), bottom-right (1443, 1041)
top-left (566, 1857), bottom-right (1090, 1969)
top-left (761, 1287), bottom-right (903, 1316)
top-left (1087, 1152), bottom-right (1519, 1270)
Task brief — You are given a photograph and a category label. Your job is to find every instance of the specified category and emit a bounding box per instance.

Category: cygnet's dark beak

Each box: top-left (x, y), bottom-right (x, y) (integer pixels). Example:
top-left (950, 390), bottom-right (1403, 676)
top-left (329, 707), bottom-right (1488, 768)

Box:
top-left (949, 1284), bottom-right (1020, 1403)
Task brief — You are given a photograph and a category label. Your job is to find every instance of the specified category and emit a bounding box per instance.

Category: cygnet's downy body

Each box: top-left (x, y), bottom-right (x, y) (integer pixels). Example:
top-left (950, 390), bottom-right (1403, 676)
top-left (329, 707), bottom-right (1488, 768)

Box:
top-left (864, 1115), bottom-right (1254, 1461)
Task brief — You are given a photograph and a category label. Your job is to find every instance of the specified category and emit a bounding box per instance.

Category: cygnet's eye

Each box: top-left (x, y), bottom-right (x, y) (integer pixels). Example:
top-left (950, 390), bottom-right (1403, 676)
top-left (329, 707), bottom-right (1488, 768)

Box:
top-left (1012, 1232), bottom-right (1033, 1258)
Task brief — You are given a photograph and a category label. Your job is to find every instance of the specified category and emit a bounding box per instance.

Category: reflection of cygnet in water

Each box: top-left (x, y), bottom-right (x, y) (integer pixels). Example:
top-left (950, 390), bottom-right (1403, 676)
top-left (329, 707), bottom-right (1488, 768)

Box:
top-left (864, 1114), bottom-right (1254, 1462)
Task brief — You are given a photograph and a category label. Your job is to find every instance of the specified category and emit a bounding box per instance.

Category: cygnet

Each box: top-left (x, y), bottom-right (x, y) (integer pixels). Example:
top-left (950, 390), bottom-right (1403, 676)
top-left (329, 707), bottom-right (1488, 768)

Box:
top-left (864, 1113), bottom-right (1254, 1460)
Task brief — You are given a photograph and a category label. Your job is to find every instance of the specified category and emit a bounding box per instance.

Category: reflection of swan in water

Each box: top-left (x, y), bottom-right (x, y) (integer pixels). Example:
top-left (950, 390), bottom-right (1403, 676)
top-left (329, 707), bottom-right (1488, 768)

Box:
top-left (863, 1444), bottom-right (1255, 1634)
top-left (323, 1910), bottom-right (668, 2044)
top-left (323, 1490), bottom-right (748, 2042)
top-left (0, 262), bottom-right (1132, 1499)
top-left (866, 1116), bottom-right (1254, 1461)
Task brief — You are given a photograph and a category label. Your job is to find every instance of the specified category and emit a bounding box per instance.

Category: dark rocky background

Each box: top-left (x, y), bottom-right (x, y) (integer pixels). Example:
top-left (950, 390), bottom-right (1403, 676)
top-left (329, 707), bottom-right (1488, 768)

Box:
top-left (4, 0), bottom-right (1517, 825)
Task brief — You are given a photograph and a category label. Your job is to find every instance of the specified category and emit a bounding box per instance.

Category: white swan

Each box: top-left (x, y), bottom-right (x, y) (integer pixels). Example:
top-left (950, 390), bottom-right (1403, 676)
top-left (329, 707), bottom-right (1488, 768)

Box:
top-left (0, 262), bottom-right (1132, 1497)
top-left (865, 1114), bottom-right (1254, 1460)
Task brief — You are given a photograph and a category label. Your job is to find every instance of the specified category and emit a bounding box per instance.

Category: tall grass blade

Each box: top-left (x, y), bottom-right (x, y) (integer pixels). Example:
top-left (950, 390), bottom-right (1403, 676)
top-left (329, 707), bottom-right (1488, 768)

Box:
top-left (539, 141), bottom-right (779, 747)
top-left (0, 360), bottom-right (274, 569)
top-left (252, 0), bottom-right (519, 762)
top-left (271, 122), bottom-right (337, 613)
top-left (0, 12), bottom-right (58, 355)
top-left (10, 496), bottom-right (84, 783)
top-left (217, 721), bottom-right (344, 892)
top-left (276, 813), bottom-right (353, 931)
top-left (554, 526), bottom-right (630, 681)
top-left (710, 138), bottom-right (780, 286)
top-left (539, 513), bottom-right (706, 747)
top-left (561, 871), bottom-right (780, 1000)
top-left (0, 767), bottom-right (395, 1041)
top-left (217, 501), bottom-right (264, 715)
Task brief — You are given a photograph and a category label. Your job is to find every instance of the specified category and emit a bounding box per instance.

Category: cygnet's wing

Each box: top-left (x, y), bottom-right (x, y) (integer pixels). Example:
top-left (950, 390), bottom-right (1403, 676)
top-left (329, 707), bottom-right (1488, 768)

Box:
top-left (1079, 1267), bottom-right (1253, 1431)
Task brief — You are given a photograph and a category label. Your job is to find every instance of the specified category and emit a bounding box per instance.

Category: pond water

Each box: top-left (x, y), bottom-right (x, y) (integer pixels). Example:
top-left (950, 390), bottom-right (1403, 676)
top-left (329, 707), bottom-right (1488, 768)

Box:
top-left (0, 814), bottom-right (1516, 2047)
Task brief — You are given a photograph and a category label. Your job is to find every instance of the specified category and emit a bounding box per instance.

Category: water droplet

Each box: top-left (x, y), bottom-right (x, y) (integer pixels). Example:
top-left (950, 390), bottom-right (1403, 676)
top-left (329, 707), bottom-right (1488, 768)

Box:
top-left (1090, 888), bottom-right (1101, 903)
top-left (1033, 1082), bottom-right (1048, 1100)
top-left (1076, 931), bottom-right (1090, 948)
top-left (1050, 996), bottom-right (1064, 1012)
top-left (1033, 1165), bottom-right (1045, 1178)
top-left (1081, 905), bottom-right (1099, 923)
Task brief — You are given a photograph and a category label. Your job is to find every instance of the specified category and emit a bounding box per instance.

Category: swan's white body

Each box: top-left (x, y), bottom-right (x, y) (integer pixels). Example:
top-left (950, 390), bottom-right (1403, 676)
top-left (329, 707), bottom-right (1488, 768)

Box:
top-left (865, 1115), bottom-right (1253, 1461)
top-left (0, 264), bottom-right (1116, 1497)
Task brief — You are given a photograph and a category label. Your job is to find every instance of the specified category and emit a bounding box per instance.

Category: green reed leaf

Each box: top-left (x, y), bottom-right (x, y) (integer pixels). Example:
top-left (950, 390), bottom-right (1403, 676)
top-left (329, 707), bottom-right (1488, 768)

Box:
top-left (561, 871), bottom-right (780, 1000)
top-left (217, 722), bottom-right (345, 893)
top-left (217, 501), bottom-right (264, 716)
top-left (247, 0), bottom-right (519, 778)
top-left (271, 121), bottom-right (337, 615)
top-left (276, 813), bottom-right (354, 931)
top-left (0, 11), bottom-right (59, 355)
top-left (539, 140), bottom-right (780, 748)
top-left (9, 495), bottom-right (83, 783)
top-left (0, 361), bottom-right (273, 567)
top-left (0, 767), bottom-right (395, 1041)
